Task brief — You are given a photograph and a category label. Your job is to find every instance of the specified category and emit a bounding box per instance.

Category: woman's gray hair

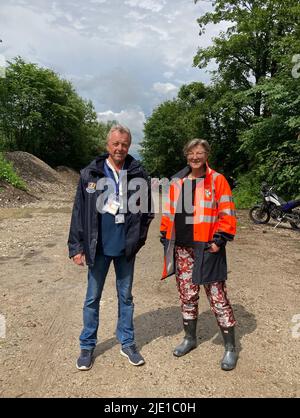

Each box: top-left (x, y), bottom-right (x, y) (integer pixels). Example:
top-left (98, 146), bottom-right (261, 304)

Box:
top-left (183, 138), bottom-right (211, 156)
top-left (106, 124), bottom-right (132, 144)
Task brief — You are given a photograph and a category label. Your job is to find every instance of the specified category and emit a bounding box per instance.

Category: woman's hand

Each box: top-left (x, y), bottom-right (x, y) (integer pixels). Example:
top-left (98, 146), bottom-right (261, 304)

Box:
top-left (160, 231), bottom-right (167, 247)
top-left (208, 242), bottom-right (220, 253)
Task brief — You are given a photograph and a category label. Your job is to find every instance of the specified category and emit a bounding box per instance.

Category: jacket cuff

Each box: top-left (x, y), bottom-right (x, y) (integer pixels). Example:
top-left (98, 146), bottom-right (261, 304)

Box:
top-left (69, 246), bottom-right (84, 258)
top-left (212, 233), bottom-right (230, 247)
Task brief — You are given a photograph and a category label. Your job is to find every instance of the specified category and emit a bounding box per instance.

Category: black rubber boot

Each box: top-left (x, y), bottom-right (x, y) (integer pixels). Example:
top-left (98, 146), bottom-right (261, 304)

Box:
top-left (173, 319), bottom-right (197, 357)
top-left (220, 327), bottom-right (238, 371)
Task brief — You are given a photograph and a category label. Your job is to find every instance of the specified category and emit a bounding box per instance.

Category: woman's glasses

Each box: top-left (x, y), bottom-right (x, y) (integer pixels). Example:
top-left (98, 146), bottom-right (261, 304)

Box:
top-left (187, 152), bottom-right (207, 158)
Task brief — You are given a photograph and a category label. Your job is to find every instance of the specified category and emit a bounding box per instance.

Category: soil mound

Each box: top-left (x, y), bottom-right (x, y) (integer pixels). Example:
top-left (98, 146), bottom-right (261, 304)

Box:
top-left (0, 152), bottom-right (79, 207)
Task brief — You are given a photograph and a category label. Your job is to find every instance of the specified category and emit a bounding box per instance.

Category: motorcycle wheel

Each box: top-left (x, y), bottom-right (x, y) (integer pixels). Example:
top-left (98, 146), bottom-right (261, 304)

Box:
top-left (290, 221), bottom-right (299, 230)
top-left (289, 210), bottom-right (300, 229)
top-left (249, 205), bottom-right (270, 224)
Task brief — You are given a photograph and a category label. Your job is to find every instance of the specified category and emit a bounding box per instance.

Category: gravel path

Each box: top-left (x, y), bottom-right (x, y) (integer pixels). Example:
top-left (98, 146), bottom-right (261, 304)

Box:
top-left (0, 203), bottom-right (300, 398)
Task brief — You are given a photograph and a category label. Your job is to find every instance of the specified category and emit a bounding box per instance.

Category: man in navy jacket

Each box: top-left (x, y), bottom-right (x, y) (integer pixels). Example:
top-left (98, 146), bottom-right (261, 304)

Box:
top-left (68, 124), bottom-right (154, 370)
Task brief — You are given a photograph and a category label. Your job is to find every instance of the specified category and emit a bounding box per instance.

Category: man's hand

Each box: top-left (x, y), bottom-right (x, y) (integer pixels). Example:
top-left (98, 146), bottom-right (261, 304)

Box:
top-left (72, 253), bottom-right (86, 266)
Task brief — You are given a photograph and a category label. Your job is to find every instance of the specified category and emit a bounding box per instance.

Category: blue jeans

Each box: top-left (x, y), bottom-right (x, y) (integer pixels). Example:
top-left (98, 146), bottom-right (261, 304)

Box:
top-left (79, 253), bottom-right (136, 350)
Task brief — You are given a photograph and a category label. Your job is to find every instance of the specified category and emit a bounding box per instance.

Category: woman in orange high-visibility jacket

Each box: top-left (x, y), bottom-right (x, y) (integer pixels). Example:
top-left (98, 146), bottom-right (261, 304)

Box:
top-left (160, 139), bottom-right (238, 371)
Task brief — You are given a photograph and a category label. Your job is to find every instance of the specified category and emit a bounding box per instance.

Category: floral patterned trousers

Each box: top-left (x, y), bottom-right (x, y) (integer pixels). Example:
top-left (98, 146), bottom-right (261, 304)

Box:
top-left (175, 246), bottom-right (236, 328)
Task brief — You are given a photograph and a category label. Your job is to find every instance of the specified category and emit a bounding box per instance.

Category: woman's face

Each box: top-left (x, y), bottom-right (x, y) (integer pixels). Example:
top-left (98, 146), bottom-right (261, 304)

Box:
top-left (186, 144), bottom-right (208, 170)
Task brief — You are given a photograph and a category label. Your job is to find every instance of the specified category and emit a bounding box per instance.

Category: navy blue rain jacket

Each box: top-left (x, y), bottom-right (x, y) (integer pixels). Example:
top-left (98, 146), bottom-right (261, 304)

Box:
top-left (68, 153), bottom-right (154, 266)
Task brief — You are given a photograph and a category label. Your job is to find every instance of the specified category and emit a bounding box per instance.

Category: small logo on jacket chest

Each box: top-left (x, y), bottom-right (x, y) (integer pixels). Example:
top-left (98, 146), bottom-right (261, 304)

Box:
top-left (86, 182), bottom-right (96, 193)
top-left (205, 189), bottom-right (212, 198)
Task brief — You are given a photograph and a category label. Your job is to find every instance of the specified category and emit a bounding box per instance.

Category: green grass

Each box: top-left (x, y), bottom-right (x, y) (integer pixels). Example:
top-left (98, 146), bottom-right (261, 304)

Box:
top-left (0, 152), bottom-right (27, 190)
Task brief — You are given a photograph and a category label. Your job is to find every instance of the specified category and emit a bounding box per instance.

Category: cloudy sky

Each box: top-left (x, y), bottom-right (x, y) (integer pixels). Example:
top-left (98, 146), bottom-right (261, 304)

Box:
top-left (0, 0), bottom-right (224, 157)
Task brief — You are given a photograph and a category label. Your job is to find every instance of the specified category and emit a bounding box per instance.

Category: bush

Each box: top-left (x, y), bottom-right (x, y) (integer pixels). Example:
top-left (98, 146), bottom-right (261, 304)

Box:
top-left (233, 172), bottom-right (260, 209)
top-left (0, 152), bottom-right (27, 190)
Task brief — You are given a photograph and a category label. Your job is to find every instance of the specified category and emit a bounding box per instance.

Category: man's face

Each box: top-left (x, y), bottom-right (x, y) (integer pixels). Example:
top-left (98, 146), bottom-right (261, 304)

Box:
top-left (106, 130), bottom-right (131, 165)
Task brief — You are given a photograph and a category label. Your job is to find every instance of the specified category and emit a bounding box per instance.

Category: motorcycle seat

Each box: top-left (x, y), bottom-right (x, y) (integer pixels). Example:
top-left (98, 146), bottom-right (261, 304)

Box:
top-left (281, 200), bottom-right (300, 211)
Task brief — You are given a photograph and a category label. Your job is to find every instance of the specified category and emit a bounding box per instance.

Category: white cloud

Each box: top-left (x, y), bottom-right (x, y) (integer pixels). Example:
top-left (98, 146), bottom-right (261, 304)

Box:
top-left (164, 71), bottom-right (174, 79)
top-left (125, 11), bottom-right (147, 21)
top-left (124, 0), bottom-right (166, 13)
top-left (96, 24), bottom-right (109, 33)
top-left (153, 82), bottom-right (178, 95)
top-left (97, 109), bottom-right (146, 139)
top-left (1, 0), bottom-right (223, 157)
top-left (0, 55), bottom-right (6, 66)
top-left (122, 31), bottom-right (145, 48)
top-left (143, 24), bottom-right (171, 41)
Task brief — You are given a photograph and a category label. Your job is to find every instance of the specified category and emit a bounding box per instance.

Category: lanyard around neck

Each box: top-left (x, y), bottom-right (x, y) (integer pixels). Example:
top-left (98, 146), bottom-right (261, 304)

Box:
top-left (104, 159), bottom-right (125, 196)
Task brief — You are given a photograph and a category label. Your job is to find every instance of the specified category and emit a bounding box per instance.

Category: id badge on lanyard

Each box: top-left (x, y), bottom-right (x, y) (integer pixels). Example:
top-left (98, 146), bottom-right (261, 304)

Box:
top-left (103, 161), bottom-right (125, 223)
top-left (102, 193), bottom-right (120, 215)
top-left (115, 213), bottom-right (125, 224)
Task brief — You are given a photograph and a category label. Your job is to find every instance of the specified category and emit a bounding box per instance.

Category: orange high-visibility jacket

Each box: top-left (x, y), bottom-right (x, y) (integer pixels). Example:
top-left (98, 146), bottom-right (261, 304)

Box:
top-left (160, 164), bottom-right (236, 284)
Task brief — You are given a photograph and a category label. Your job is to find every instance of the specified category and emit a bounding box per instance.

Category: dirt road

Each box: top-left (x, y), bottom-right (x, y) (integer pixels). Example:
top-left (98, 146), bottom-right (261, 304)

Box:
top-left (0, 201), bottom-right (300, 398)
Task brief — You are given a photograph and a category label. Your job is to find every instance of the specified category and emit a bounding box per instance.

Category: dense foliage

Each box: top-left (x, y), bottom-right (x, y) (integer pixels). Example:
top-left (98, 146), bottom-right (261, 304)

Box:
top-left (0, 58), bottom-right (109, 170)
top-left (142, 0), bottom-right (300, 206)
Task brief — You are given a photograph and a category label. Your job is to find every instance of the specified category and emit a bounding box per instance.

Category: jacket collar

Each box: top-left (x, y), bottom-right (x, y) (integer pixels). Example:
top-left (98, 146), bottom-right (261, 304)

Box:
top-left (86, 153), bottom-right (142, 176)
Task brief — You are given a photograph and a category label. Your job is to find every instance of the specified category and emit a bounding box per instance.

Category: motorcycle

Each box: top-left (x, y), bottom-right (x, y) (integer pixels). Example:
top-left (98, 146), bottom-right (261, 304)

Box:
top-left (249, 183), bottom-right (300, 229)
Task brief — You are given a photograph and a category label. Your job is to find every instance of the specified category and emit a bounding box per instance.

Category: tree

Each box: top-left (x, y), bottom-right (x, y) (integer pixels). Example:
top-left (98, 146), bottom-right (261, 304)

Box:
top-left (141, 78), bottom-right (248, 179)
top-left (141, 83), bottom-right (211, 177)
top-left (0, 57), bottom-right (107, 169)
top-left (239, 71), bottom-right (300, 197)
top-left (141, 0), bottom-right (300, 204)
top-left (193, 0), bottom-right (300, 199)
top-left (141, 100), bottom-right (187, 177)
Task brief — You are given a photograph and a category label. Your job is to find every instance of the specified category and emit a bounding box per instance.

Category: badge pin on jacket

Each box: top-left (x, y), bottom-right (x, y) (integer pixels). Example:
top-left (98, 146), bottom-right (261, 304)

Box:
top-left (86, 182), bottom-right (96, 193)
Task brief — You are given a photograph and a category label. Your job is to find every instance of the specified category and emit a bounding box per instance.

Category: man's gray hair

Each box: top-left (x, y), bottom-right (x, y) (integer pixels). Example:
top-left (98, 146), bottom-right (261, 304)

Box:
top-left (183, 138), bottom-right (211, 156)
top-left (106, 124), bottom-right (132, 144)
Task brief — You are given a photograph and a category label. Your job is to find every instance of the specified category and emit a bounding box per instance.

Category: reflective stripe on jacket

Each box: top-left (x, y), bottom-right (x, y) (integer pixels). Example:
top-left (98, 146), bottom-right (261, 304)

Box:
top-left (160, 164), bottom-right (236, 284)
